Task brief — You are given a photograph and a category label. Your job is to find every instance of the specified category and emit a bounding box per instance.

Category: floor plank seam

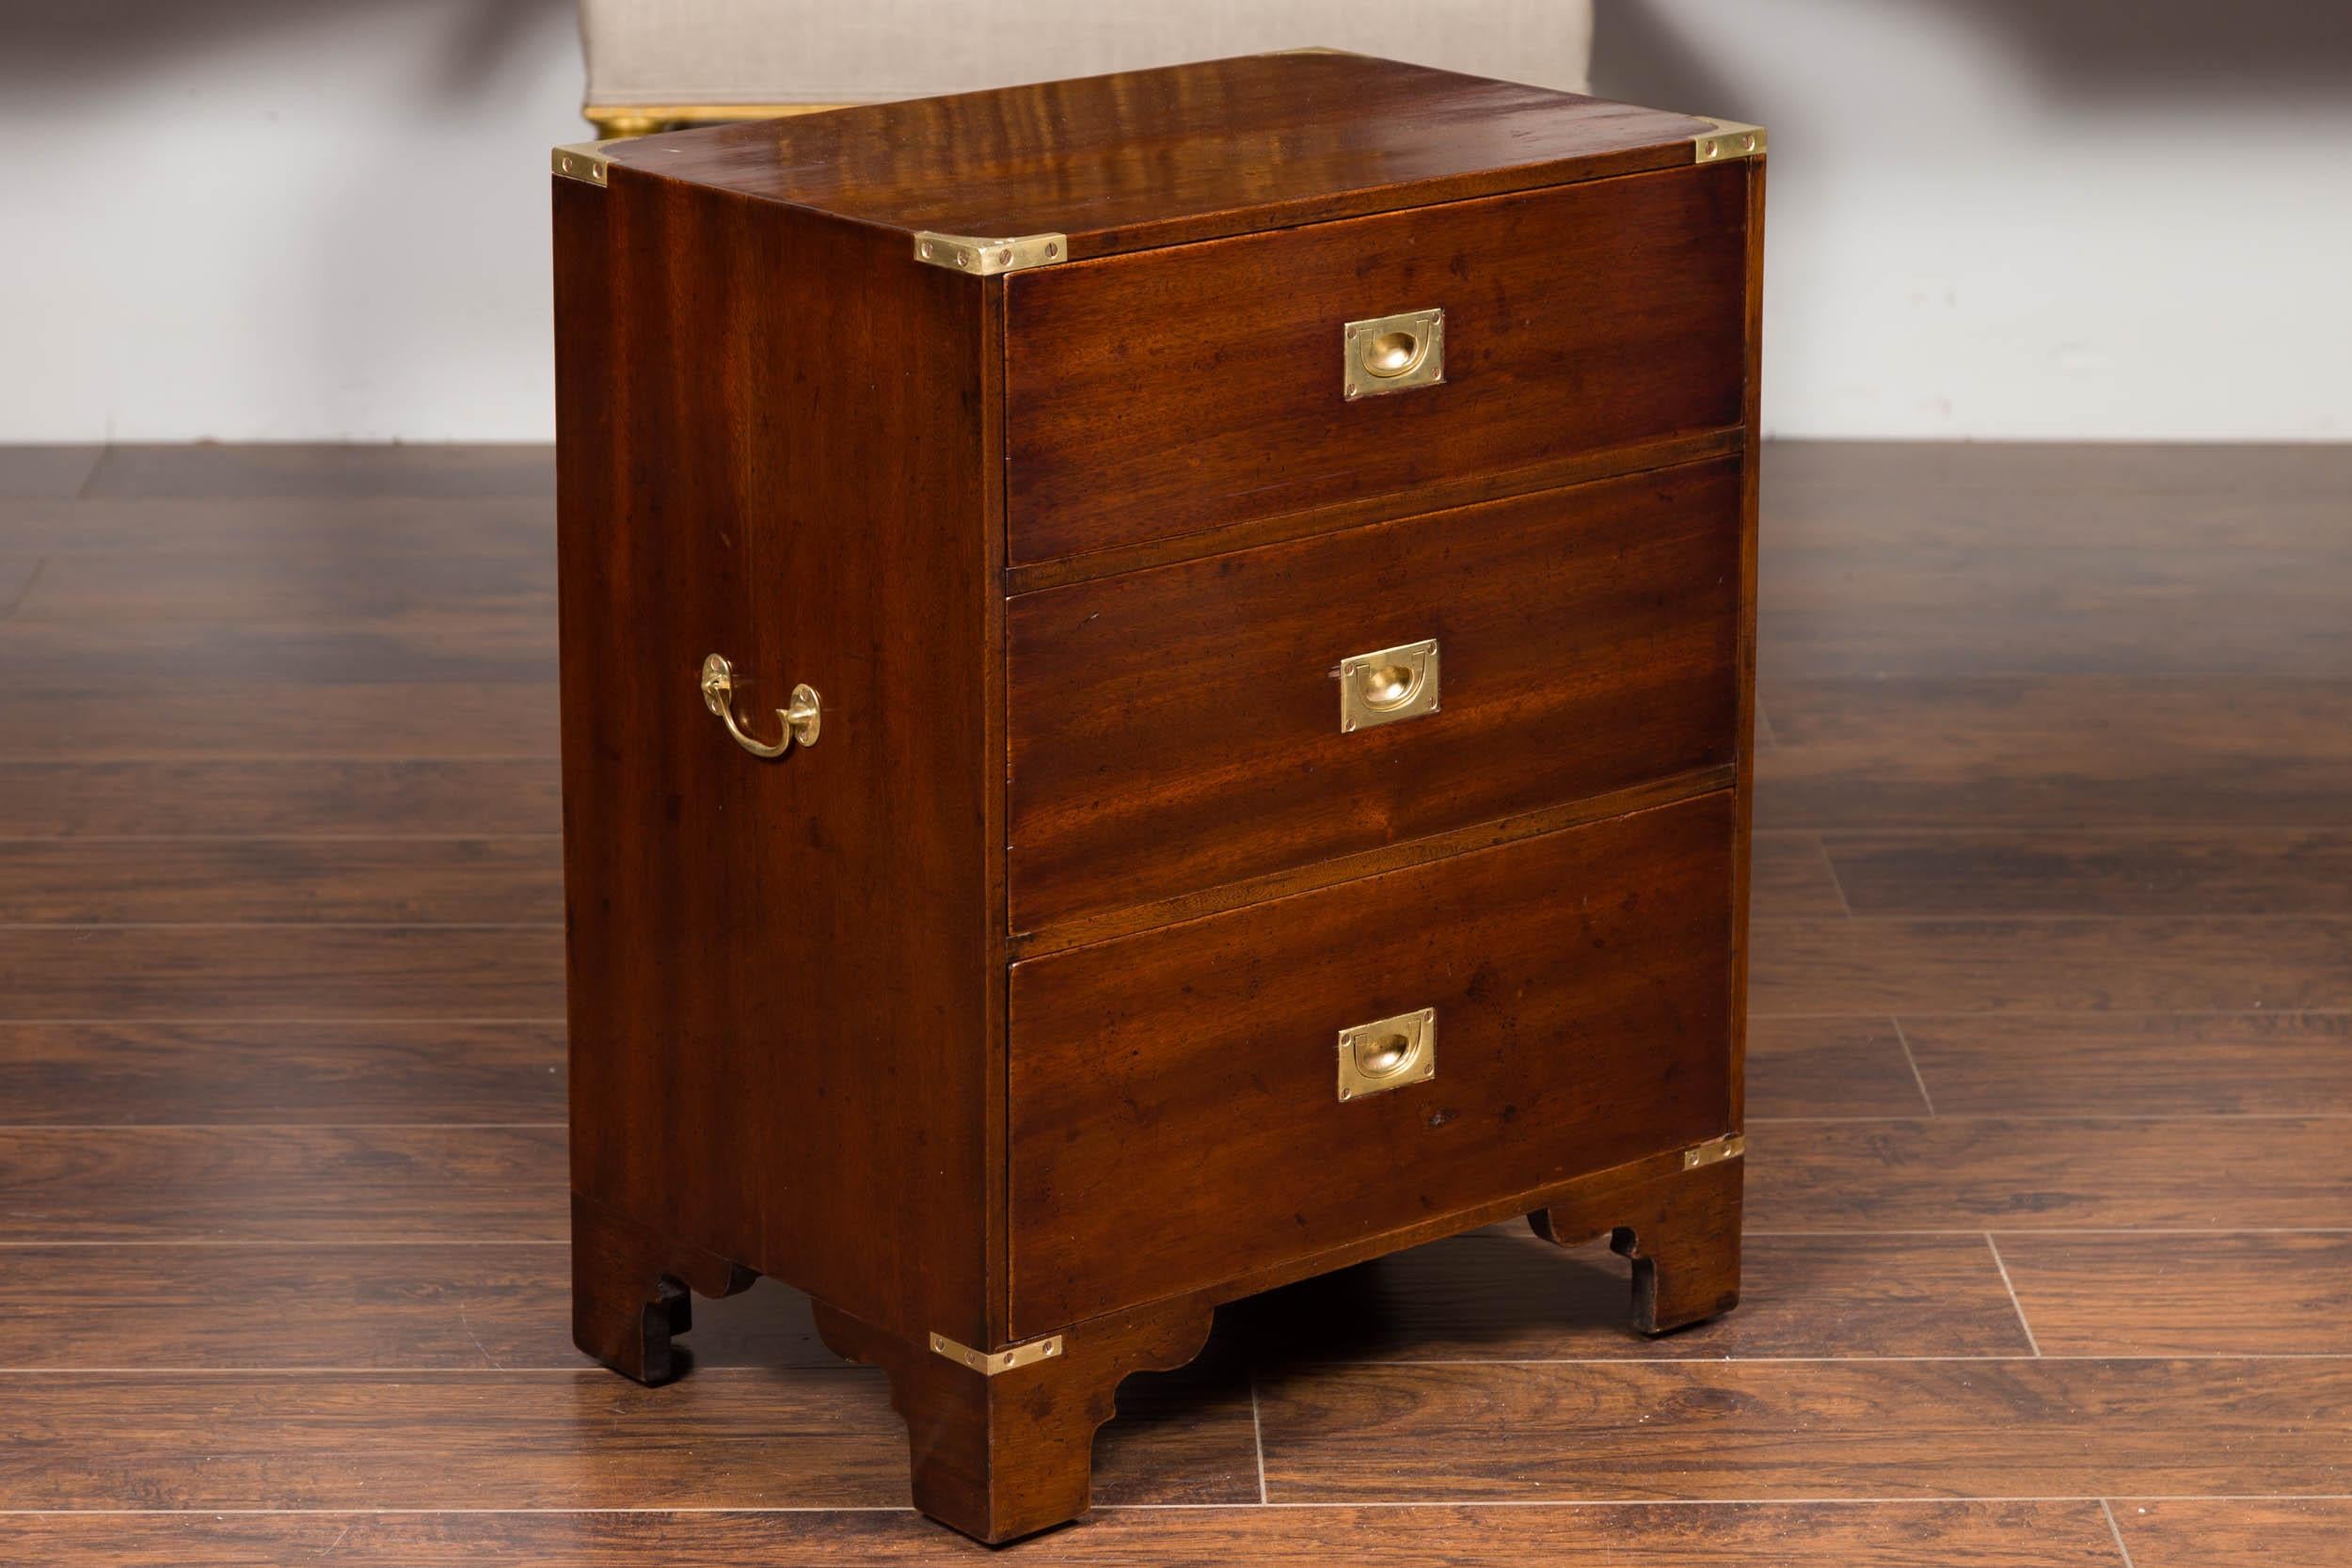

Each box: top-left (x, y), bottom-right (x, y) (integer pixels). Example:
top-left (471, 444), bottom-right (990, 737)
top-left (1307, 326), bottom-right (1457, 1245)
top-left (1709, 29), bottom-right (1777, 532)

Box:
top-left (1753, 1007), bottom-right (2352, 1020)
top-left (67, 444), bottom-right (106, 500)
top-left (1816, 838), bottom-right (1856, 918)
top-left (2099, 1498), bottom-right (2139, 1567)
top-left (1248, 1371), bottom-right (1270, 1506)
top-left (1751, 1227), bottom-right (2352, 1237)
top-left (1098, 1496), bottom-right (2352, 1510)
top-left (1982, 1233), bottom-right (2042, 1355)
top-left (1154, 1352), bottom-right (2352, 1367)
top-left (1887, 1016), bottom-right (1939, 1116)
top-left (1810, 826), bottom-right (2352, 839)
top-left (0, 1507), bottom-right (920, 1518)
top-left (1750, 912), bottom-right (2352, 926)
top-left (1744, 1112), bottom-right (2352, 1123)
top-left (0, 557), bottom-right (47, 621)
top-left (8, 1229), bottom-right (2351, 1249)
top-left (6, 1496), bottom-right (2350, 1517)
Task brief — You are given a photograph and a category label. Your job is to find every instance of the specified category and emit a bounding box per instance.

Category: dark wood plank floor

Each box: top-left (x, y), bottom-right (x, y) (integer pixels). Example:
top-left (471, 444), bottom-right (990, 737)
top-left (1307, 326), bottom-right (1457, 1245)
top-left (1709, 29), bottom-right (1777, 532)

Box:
top-left (4, 439), bottom-right (2348, 1564)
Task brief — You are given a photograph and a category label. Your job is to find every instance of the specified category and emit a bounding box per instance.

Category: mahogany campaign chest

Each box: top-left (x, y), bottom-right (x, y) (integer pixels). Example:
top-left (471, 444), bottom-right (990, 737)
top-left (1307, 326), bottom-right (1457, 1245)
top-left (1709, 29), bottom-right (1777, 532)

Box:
top-left (551, 51), bottom-right (1764, 1544)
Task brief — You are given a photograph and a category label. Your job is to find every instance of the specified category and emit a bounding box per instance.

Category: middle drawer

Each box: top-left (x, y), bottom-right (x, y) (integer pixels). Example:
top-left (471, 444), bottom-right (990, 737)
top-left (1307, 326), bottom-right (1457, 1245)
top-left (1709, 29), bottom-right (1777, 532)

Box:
top-left (1006, 454), bottom-right (1742, 939)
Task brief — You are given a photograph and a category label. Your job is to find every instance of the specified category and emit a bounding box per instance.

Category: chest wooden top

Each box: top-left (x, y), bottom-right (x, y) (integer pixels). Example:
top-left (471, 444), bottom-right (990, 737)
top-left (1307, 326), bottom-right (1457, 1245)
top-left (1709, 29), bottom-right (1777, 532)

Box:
top-left (594, 51), bottom-right (1724, 260)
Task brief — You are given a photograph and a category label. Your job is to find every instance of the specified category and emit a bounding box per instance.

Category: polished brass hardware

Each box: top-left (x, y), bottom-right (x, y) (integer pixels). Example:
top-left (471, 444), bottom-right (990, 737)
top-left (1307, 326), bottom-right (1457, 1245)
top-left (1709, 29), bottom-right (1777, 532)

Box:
top-left (913, 231), bottom-right (1069, 276)
top-left (550, 141), bottom-right (616, 187)
top-left (583, 102), bottom-right (851, 138)
top-left (1692, 119), bottom-right (1767, 164)
top-left (1343, 309), bottom-right (1445, 400)
top-left (1338, 1007), bottom-right (1437, 1101)
top-left (582, 114), bottom-right (665, 140)
top-left (930, 1330), bottom-right (1063, 1375)
top-left (1338, 638), bottom-right (1440, 733)
top-left (1683, 1132), bottom-right (1747, 1170)
top-left (700, 654), bottom-right (821, 759)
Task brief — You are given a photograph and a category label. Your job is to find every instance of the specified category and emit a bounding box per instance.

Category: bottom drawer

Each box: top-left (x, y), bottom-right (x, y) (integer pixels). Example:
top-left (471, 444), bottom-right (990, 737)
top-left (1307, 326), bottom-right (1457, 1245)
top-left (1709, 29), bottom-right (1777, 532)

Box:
top-left (1007, 789), bottom-right (1737, 1335)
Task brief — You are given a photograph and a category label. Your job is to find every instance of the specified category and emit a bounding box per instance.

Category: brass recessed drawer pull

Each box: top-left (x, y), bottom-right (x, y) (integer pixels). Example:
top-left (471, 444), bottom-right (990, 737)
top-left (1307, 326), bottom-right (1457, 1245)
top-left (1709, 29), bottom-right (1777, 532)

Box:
top-left (1343, 308), bottom-right (1444, 400)
top-left (1338, 638), bottom-right (1439, 732)
top-left (700, 653), bottom-right (821, 759)
top-left (1338, 1007), bottom-right (1436, 1101)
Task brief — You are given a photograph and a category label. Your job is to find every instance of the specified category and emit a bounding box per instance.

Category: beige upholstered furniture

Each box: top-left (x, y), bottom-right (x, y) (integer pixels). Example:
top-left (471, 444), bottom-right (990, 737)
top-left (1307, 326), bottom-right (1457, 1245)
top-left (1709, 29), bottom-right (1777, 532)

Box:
top-left (579, 0), bottom-right (1594, 135)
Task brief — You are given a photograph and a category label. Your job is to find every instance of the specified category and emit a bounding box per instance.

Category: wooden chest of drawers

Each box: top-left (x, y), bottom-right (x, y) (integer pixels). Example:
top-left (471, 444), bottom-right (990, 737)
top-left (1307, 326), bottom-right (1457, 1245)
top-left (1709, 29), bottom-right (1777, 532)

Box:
top-left (552, 51), bottom-right (1763, 1544)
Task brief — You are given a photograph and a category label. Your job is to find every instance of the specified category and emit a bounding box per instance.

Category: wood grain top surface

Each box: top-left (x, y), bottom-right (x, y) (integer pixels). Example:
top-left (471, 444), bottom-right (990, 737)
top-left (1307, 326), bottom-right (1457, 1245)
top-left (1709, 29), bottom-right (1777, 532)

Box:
top-left (598, 52), bottom-right (1720, 258)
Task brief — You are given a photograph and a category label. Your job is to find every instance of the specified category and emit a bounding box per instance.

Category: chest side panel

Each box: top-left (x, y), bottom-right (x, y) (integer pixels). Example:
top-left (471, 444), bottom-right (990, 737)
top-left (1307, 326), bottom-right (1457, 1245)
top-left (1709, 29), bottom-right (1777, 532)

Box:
top-left (1003, 162), bottom-right (1748, 565)
top-left (556, 177), bottom-right (1004, 1347)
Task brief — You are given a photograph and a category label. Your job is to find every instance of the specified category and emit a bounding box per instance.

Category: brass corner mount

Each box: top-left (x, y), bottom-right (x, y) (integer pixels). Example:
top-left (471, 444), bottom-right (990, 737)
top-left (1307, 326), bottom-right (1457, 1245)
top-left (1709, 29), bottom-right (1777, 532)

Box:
top-left (913, 232), bottom-right (1069, 276)
top-left (1683, 1132), bottom-right (1747, 1170)
top-left (1692, 119), bottom-right (1767, 164)
top-left (930, 1331), bottom-right (1064, 1375)
top-left (550, 142), bottom-right (614, 187)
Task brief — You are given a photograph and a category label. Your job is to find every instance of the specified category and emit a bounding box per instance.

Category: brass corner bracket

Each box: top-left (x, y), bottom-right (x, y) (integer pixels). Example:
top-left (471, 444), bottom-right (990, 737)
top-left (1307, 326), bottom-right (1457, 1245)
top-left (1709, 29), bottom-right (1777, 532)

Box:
top-left (550, 142), bottom-right (614, 187)
top-left (1692, 119), bottom-right (1767, 164)
top-left (929, 1331), bottom-right (1064, 1375)
top-left (1683, 1132), bottom-right (1747, 1170)
top-left (913, 231), bottom-right (1069, 276)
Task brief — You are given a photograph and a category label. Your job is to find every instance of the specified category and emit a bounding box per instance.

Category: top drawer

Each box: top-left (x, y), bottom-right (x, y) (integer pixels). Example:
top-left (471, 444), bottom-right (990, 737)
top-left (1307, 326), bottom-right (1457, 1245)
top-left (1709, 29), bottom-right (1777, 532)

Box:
top-left (1002, 161), bottom-right (1751, 567)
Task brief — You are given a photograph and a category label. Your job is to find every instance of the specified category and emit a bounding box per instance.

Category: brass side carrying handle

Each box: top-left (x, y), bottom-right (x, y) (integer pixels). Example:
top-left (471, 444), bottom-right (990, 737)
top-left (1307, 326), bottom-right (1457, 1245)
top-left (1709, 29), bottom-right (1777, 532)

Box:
top-left (700, 653), bottom-right (820, 759)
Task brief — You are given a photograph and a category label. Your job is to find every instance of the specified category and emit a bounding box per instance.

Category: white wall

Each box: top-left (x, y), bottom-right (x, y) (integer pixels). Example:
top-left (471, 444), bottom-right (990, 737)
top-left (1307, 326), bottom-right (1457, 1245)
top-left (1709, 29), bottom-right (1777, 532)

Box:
top-left (1599, 0), bottom-right (2352, 440)
top-left (3, 0), bottom-right (583, 443)
top-left (5, 1), bottom-right (2349, 442)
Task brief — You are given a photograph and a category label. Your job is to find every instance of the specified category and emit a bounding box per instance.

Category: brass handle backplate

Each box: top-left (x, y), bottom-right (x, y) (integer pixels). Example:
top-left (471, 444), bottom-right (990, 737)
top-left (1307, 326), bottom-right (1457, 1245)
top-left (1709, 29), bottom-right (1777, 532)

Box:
top-left (1338, 1007), bottom-right (1437, 1101)
top-left (1338, 638), bottom-right (1439, 732)
top-left (701, 653), bottom-right (820, 759)
top-left (1343, 308), bottom-right (1445, 400)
